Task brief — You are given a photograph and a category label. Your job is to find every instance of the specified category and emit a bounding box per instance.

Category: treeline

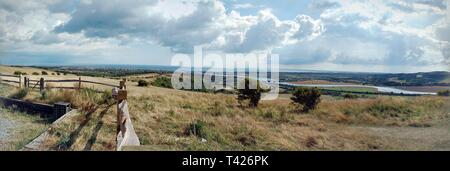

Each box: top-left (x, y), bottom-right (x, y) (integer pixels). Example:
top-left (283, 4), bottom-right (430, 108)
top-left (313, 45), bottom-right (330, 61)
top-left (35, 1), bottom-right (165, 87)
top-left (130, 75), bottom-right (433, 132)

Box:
top-left (279, 71), bottom-right (450, 87)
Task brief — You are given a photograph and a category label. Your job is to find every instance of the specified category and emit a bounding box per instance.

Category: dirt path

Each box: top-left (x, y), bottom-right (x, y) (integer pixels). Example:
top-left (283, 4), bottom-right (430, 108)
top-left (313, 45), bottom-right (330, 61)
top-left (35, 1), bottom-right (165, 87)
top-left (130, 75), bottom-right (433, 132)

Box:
top-left (355, 120), bottom-right (450, 150)
top-left (0, 118), bottom-right (16, 141)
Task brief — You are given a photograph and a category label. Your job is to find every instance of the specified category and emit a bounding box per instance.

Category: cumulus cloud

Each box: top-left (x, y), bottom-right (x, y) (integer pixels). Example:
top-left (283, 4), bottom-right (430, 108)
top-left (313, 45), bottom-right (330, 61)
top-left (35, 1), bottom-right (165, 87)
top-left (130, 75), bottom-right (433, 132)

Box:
top-left (273, 0), bottom-right (449, 67)
top-left (292, 15), bottom-right (324, 41)
top-left (0, 0), bottom-right (449, 71)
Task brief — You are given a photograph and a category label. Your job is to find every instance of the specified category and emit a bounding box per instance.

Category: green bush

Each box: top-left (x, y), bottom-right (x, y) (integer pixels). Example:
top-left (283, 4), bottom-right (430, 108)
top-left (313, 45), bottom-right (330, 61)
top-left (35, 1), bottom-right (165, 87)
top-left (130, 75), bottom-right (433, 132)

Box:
top-left (437, 90), bottom-right (450, 96)
top-left (13, 71), bottom-right (23, 75)
top-left (40, 91), bottom-right (49, 100)
top-left (185, 120), bottom-right (208, 139)
top-left (137, 80), bottom-right (149, 87)
top-left (41, 71), bottom-right (48, 75)
top-left (32, 72), bottom-right (39, 75)
top-left (9, 88), bottom-right (29, 99)
top-left (343, 93), bottom-right (358, 99)
top-left (152, 77), bottom-right (172, 88)
top-left (237, 78), bottom-right (264, 107)
top-left (291, 87), bottom-right (321, 113)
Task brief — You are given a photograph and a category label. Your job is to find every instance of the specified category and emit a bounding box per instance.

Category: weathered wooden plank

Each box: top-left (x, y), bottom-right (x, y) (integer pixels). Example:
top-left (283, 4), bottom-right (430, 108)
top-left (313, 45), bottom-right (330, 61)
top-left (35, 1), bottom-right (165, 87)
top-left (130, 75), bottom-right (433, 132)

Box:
top-left (82, 80), bottom-right (119, 88)
top-left (116, 100), bottom-right (140, 151)
top-left (45, 79), bottom-right (79, 82)
top-left (0, 79), bottom-right (20, 84)
top-left (0, 73), bottom-right (20, 78)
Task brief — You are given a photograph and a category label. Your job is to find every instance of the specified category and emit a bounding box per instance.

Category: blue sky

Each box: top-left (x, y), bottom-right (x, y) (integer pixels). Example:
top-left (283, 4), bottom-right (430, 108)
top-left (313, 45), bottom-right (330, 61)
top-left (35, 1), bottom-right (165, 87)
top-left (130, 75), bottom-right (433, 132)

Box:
top-left (0, 0), bottom-right (449, 73)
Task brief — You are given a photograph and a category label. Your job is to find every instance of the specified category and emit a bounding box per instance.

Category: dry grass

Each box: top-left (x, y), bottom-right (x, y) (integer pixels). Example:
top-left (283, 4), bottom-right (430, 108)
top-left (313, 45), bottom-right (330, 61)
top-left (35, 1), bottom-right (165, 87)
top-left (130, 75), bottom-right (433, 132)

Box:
top-left (0, 107), bottom-right (49, 151)
top-left (36, 80), bottom-right (450, 151)
top-left (312, 96), bottom-right (450, 126)
top-left (3, 66), bottom-right (450, 151)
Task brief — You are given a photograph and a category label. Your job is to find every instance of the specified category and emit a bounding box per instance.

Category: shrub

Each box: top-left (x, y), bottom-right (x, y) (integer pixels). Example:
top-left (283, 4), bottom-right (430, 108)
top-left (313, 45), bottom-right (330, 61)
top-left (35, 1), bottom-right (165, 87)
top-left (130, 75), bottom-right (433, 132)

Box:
top-left (137, 80), bottom-right (149, 87)
top-left (56, 72), bottom-right (61, 75)
top-left (40, 91), bottom-right (49, 100)
top-left (237, 78), bottom-right (264, 107)
top-left (291, 87), bottom-right (321, 113)
top-left (9, 88), bottom-right (29, 99)
top-left (152, 77), bottom-right (172, 88)
top-left (13, 71), bottom-right (23, 75)
top-left (41, 71), bottom-right (48, 75)
top-left (437, 90), bottom-right (450, 96)
top-left (343, 93), bottom-right (358, 99)
top-left (185, 120), bottom-right (207, 139)
top-left (51, 73), bottom-right (55, 75)
top-left (32, 72), bottom-right (39, 75)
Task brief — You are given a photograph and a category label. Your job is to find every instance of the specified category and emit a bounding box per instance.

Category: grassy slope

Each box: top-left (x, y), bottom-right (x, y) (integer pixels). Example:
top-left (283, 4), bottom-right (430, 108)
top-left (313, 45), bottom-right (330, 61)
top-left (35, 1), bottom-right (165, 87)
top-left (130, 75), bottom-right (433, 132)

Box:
top-left (2, 66), bottom-right (450, 151)
top-left (0, 65), bottom-right (56, 75)
top-left (6, 81), bottom-right (450, 151)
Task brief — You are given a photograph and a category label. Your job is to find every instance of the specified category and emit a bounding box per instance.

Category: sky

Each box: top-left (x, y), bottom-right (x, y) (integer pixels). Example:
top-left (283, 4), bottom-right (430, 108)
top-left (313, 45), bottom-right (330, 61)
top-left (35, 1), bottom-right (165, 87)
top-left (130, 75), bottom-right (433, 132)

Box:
top-left (0, 0), bottom-right (449, 73)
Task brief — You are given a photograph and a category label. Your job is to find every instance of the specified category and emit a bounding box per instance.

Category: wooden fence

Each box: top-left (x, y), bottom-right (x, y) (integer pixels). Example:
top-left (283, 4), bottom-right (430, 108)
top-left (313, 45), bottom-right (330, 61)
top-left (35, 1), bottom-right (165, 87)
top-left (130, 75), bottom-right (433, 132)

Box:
top-left (0, 73), bottom-right (22, 87)
top-left (1, 73), bottom-right (119, 92)
top-left (1, 73), bottom-right (140, 150)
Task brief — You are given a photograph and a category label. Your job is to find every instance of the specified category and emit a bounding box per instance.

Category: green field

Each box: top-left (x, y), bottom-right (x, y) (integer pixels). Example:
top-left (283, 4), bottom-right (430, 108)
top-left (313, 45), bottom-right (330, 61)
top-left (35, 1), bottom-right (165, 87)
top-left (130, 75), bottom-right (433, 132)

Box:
top-left (319, 86), bottom-right (378, 93)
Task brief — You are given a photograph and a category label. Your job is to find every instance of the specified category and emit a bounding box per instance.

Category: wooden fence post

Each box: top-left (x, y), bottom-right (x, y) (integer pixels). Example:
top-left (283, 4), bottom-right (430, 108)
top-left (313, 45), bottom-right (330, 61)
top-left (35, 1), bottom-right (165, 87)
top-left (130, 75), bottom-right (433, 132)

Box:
top-left (19, 74), bottom-right (22, 88)
top-left (39, 78), bottom-right (45, 92)
top-left (23, 77), bottom-right (28, 88)
top-left (119, 79), bottom-right (127, 90)
top-left (78, 77), bottom-right (82, 90)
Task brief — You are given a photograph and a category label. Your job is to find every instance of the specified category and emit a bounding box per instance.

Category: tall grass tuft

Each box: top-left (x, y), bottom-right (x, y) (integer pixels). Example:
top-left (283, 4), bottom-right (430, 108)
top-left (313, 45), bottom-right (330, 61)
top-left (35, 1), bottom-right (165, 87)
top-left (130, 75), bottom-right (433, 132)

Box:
top-left (9, 88), bottom-right (28, 99)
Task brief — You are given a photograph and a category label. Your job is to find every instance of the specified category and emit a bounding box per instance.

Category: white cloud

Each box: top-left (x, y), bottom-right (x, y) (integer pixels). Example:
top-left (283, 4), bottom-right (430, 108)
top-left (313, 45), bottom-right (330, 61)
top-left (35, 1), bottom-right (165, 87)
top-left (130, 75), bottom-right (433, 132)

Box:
top-left (233, 3), bottom-right (255, 9)
top-left (0, 0), bottom-right (448, 71)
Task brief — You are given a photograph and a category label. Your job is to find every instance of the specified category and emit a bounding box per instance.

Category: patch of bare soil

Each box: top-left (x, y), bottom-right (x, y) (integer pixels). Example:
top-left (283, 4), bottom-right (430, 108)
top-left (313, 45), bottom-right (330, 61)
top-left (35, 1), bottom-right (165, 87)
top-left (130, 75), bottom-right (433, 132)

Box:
top-left (354, 119), bottom-right (450, 150)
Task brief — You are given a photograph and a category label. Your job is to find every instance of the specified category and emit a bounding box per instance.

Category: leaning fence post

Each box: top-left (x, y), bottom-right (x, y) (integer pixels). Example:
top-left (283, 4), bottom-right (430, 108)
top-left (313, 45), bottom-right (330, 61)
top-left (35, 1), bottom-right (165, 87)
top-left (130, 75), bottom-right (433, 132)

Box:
top-left (113, 86), bottom-right (128, 149)
top-left (78, 77), bottom-right (82, 90)
top-left (39, 78), bottom-right (45, 92)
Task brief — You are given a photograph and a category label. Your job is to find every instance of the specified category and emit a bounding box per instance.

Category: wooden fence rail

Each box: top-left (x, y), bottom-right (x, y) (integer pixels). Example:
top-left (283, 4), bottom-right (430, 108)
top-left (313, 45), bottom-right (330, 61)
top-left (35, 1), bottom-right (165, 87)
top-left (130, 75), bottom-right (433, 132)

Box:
top-left (1, 73), bottom-right (120, 91)
top-left (1, 79), bottom-right (20, 84)
top-left (45, 79), bottom-right (80, 83)
top-left (0, 73), bottom-right (22, 88)
top-left (0, 73), bottom-right (20, 78)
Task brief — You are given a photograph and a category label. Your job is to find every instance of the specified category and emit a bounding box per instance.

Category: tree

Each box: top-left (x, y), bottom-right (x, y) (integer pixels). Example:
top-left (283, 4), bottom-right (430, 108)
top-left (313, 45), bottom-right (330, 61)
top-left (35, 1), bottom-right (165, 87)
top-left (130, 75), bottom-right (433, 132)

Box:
top-left (291, 87), bottom-right (321, 113)
top-left (237, 78), bottom-right (264, 107)
top-left (41, 71), bottom-right (48, 75)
